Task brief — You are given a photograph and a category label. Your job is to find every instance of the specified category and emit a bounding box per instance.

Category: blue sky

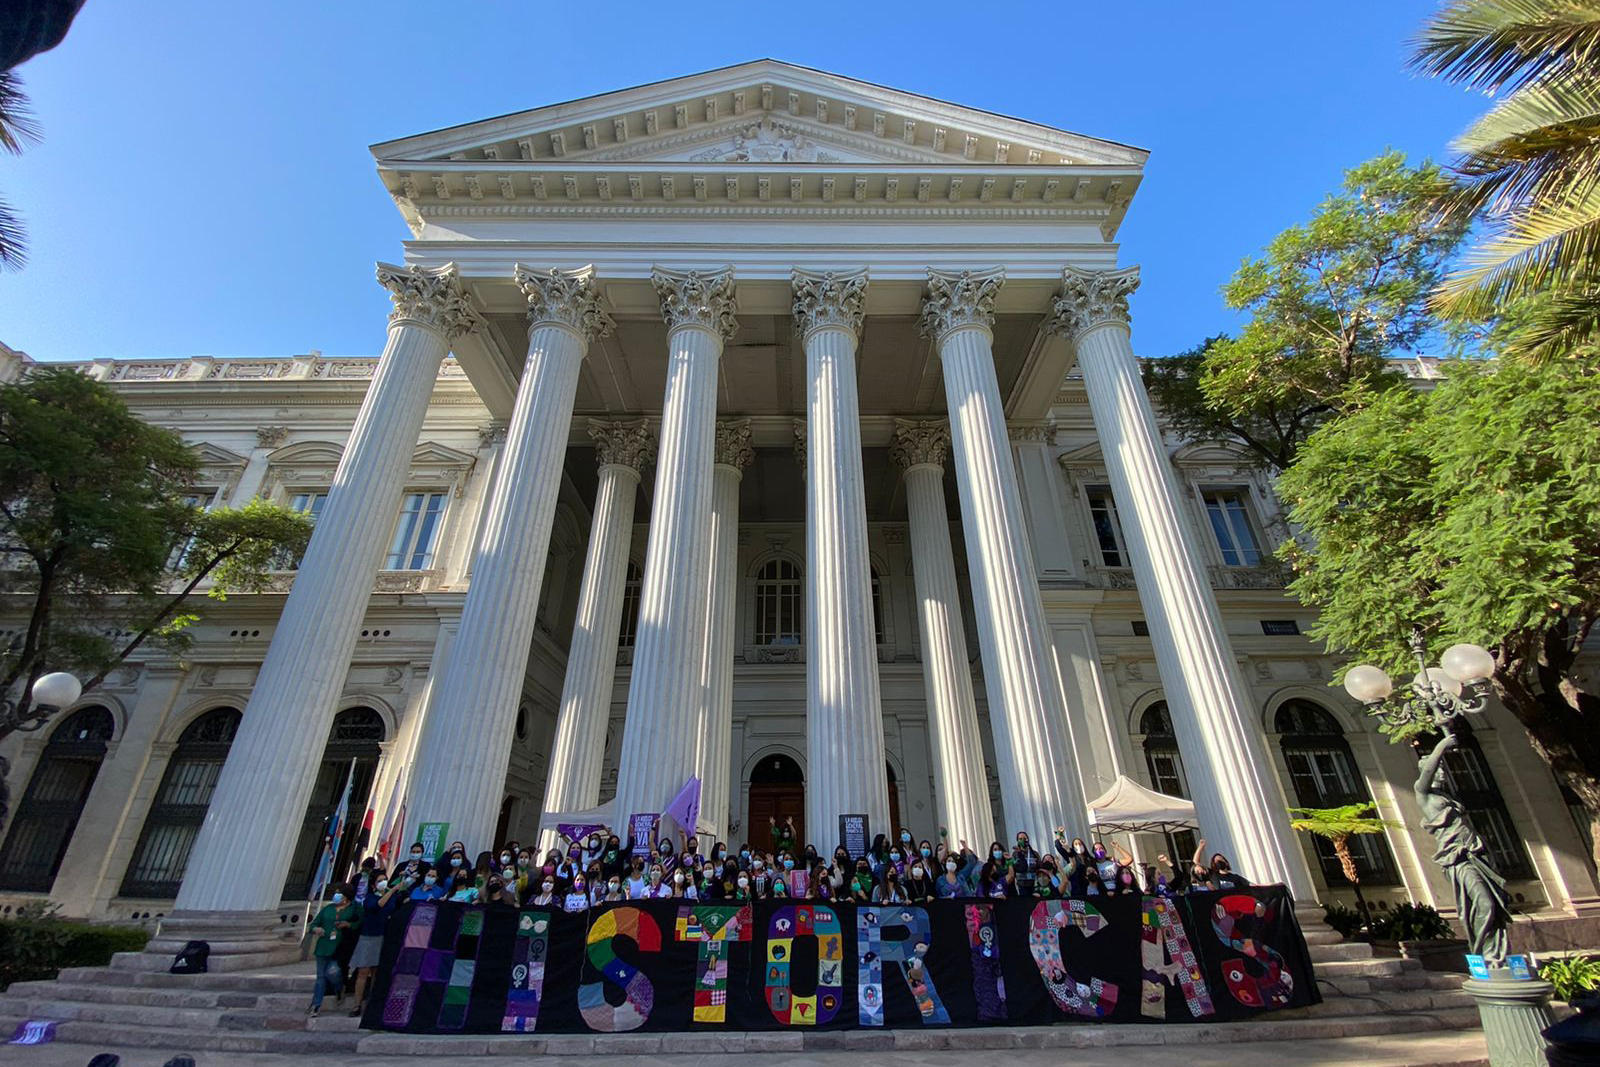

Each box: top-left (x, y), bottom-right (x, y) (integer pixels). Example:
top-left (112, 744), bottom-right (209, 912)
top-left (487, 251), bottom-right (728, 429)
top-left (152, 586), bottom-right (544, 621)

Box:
top-left (0, 1), bottom-right (1486, 362)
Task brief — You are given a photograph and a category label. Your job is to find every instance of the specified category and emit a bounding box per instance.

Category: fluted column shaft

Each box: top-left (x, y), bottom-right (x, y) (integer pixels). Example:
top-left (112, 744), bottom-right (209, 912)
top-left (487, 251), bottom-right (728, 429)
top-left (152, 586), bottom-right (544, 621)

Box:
top-left (407, 266), bottom-right (612, 850)
top-left (920, 269), bottom-right (1089, 842)
top-left (795, 270), bottom-right (890, 840)
top-left (894, 424), bottom-right (996, 847)
top-left (696, 422), bottom-right (752, 840)
top-left (1053, 266), bottom-right (1312, 895)
top-left (537, 421), bottom-right (653, 852)
top-left (613, 268), bottom-right (738, 825)
top-left (177, 264), bottom-right (478, 912)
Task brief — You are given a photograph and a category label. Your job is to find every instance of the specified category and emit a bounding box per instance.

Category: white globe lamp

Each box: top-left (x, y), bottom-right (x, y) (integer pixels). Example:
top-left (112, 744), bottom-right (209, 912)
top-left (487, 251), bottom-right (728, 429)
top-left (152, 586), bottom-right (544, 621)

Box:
top-left (30, 671), bottom-right (83, 709)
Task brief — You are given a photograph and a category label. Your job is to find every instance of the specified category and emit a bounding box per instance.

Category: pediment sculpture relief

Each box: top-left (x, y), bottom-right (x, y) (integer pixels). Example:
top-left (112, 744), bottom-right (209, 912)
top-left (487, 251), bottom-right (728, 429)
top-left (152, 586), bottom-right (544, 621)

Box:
top-left (690, 118), bottom-right (841, 163)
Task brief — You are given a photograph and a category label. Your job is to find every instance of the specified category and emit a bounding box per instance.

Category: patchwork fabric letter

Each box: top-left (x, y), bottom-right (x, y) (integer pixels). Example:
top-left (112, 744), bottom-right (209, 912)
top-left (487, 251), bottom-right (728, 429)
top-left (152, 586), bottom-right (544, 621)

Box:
top-left (502, 910), bottom-right (553, 1032)
top-left (1027, 898), bottom-right (1119, 1018)
top-left (579, 906), bottom-right (660, 1031)
top-left (1211, 894), bottom-right (1293, 1009)
top-left (1139, 895), bottom-right (1214, 1019)
top-left (675, 905), bottom-right (753, 1024)
top-left (856, 906), bottom-right (950, 1026)
top-left (765, 903), bottom-right (843, 1026)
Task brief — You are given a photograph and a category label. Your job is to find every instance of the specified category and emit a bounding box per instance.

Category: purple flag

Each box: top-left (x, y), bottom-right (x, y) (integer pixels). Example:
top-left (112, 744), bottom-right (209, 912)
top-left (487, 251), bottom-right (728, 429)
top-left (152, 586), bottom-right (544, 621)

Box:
top-left (662, 776), bottom-right (702, 838)
top-left (556, 820), bottom-right (607, 842)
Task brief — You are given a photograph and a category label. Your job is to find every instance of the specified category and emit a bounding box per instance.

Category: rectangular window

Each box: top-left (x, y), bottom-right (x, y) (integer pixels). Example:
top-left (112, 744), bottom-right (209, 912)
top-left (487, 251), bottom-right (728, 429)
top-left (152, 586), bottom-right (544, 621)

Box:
top-left (385, 492), bottom-right (447, 570)
top-left (1132, 620), bottom-right (1150, 637)
top-left (1087, 488), bottom-right (1128, 567)
top-left (1261, 620), bottom-right (1301, 636)
top-left (1202, 488), bottom-right (1263, 566)
top-left (169, 488), bottom-right (220, 568)
top-left (289, 491), bottom-right (328, 521)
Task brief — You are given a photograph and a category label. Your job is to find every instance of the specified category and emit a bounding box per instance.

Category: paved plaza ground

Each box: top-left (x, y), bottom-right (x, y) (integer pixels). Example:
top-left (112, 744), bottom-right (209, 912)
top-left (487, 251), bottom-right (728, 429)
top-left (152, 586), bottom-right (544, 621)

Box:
top-left (6, 1030), bottom-right (1491, 1067)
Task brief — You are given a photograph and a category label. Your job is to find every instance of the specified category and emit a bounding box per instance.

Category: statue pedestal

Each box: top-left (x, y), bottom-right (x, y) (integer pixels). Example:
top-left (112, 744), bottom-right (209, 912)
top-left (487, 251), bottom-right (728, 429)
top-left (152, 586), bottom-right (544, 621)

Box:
top-left (1461, 968), bottom-right (1554, 1067)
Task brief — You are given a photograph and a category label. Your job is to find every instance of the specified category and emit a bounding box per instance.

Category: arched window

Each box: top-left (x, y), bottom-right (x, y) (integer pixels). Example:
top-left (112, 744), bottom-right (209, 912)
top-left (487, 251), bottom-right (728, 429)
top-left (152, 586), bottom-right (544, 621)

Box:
top-left (618, 560), bottom-right (643, 648)
top-left (1436, 720), bottom-right (1533, 879)
top-left (0, 706), bottom-right (116, 892)
top-left (1275, 699), bottom-right (1398, 886)
top-left (121, 707), bottom-right (242, 899)
top-left (283, 707), bottom-right (387, 899)
top-left (754, 559), bottom-right (803, 645)
top-left (871, 567), bottom-right (886, 646)
top-left (1139, 702), bottom-right (1196, 860)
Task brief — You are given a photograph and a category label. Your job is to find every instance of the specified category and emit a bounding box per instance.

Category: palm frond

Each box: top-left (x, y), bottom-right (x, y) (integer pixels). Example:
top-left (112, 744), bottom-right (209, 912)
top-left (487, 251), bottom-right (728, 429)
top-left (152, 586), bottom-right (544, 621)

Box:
top-left (1497, 274), bottom-right (1600, 355)
top-left (0, 72), bottom-right (40, 156)
top-left (0, 197), bottom-right (26, 269)
top-left (1458, 70), bottom-right (1600, 150)
top-left (1437, 182), bottom-right (1600, 310)
top-left (1287, 803), bottom-right (1399, 837)
top-left (1410, 0), bottom-right (1600, 93)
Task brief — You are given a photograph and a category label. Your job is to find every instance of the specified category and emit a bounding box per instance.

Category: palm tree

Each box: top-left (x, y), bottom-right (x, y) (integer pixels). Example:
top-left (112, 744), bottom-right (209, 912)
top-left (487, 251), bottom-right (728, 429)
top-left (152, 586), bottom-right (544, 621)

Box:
top-left (1410, 0), bottom-right (1600, 358)
top-left (1289, 803), bottom-right (1399, 934)
top-left (0, 71), bottom-right (40, 269)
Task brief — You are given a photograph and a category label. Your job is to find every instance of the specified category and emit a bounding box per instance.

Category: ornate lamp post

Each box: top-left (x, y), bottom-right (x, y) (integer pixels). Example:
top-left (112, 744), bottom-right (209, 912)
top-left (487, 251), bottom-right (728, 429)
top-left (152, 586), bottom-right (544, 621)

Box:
top-left (1345, 632), bottom-right (1552, 1067)
top-left (0, 671), bottom-right (85, 825)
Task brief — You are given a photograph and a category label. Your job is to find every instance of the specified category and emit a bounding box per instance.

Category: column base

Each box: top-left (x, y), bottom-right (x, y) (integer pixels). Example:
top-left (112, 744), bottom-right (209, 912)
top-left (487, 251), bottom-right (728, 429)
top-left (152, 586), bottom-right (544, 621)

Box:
top-left (116, 908), bottom-right (306, 973)
top-left (1461, 970), bottom-right (1554, 1067)
top-left (1294, 900), bottom-right (1347, 946)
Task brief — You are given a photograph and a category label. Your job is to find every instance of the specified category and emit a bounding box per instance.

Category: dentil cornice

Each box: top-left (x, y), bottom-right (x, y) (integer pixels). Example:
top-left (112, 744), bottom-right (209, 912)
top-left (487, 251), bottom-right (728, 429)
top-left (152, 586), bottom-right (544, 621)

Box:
top-left (587, 418), bottom-right (655, 471)
top-left (1046, 265), bottom-right (1140, 340)
top-left (791, 268), bottom-right (868, 339)
top-left (651, 266), bottom-right (740, 342)
top-left (512, 264), bottom-right (615, 342)
top-left (375, 262), bottom-right (482, 340)
top-left (890, 419), bottom-right (950, 471)
top-left (917, 267), bottom-right (1005, 343)
top-left (713, 419), bottom-right (756, 471)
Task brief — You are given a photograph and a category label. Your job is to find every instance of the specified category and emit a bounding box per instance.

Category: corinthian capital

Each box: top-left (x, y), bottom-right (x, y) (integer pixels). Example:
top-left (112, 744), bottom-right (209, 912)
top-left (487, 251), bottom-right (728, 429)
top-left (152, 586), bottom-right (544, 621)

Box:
top-left (652, 266), bottom-right (739, 342)
top-left (791, 268), bottom-right (868, 338)
top-left (890, 419), bottom-right (951, 471)
top-left (588, 418), bottom-right (655, 472)
top-left (713, 419), bottom-right (756, 471)
top-left (375, 262), bottom-right (482, 340)
top-left (918, 268), bottom-right (1005, 343)
top-left (1046, 265), bottom-right (1141, 340)
top-left (514, 265), bottom-right (615, 342)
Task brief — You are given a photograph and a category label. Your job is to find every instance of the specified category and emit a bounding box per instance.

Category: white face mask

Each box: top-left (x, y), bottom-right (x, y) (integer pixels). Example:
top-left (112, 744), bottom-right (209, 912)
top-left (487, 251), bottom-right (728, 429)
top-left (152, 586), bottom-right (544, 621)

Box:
top-left (542, 881), bottom-right (554, 892)
top-left (500, 854), bottom-right (511, 864)
top-left (911, 867), bottom-right (924, 878)
top-left (673, 873), bottom-right (684, 885)
top-left (608, 881), bottom-right (620, 892)
top-left (375, 880), bottom-right (388, 892)
top-left (945, 861), bottom-right (958, 872)
top-left (331, 893), bottom-right (346, 905)
top-left (737, 877), bottom-right (750, 889)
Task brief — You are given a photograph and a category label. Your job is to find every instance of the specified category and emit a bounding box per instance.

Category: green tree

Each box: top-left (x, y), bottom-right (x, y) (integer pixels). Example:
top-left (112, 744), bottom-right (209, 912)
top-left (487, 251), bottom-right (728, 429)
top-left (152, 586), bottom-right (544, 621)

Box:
top-left (1411, 0), bottom-right (1600, 358)
top-left (0, 368), bottom-right (312, 817)
top-left (1278, 355), bottom-right (1600, 869)
top-left (1289, 802), bottom-right (1399, 932)
top-left (1146, 152), bottom-right (1468, 472)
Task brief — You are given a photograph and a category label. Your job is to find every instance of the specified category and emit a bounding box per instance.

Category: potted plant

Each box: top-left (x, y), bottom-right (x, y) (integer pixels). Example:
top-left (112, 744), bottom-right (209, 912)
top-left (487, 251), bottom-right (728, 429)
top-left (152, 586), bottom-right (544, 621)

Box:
top-left (1368, 902), bottom-right (1468, 971)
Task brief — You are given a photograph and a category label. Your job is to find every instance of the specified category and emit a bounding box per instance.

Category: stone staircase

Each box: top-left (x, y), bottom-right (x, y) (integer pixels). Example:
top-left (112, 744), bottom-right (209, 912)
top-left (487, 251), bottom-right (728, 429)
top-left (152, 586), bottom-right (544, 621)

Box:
top-left (0, 928), bottom-right (1479, 1056)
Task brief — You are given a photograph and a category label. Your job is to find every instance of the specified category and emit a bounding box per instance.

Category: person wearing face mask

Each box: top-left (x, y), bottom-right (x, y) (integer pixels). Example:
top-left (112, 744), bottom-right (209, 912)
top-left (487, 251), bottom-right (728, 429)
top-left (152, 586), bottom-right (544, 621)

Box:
top-left (1206, 849), bottom-right (1250, 890)
top-left (873, 866), bottom-right (907, 904)
top-left (936, 843), bottom-right (973, 898)
top-left (448, 871), bottom-right (478, 903)
top-left (665, 867), bottom-right (697, 899)
top-left (624, 858), bottom-right (648, 899)
top-left (393, 842), bottom-right (431, 886)
top-left (916, 839), bottom-right (935, 868)
top-left (884, 845), bottom-right (907, 880)
top-left (1010, 832), bottom-right (1040, 895)
top-left (978, 858), bottom-right (1013, 898)
top-left (898, 828), bottom-right (916, 853)
top-left (563, 873), bottom-right (591, 912)
top-left (528, 875), bottom-right (558, 907)
top-left (346, 872), bottom-right (402, 1017)
top-left (1032, 856), bottom-right (1062, 899)
top-left (850, 859), bottom-right (875, 902)
top-left (602, 874), bottom-right (626, 902)
top-left (600, 834), bottom-right (626, 879)
top-left (903, 858), bottom-right (935, 902)
top-left (768, 814), bottom-right (797, 855)
top-left (408, 866), bottom-right (447, 901)
top-left (640, 864), bottom-right (672, 899)
top-left (306, 883), bottom-right (362, 1017)
top-left (732, 872), bottom-right (753, 901)
top-left (1089, 841), bottom-right (1119, 883)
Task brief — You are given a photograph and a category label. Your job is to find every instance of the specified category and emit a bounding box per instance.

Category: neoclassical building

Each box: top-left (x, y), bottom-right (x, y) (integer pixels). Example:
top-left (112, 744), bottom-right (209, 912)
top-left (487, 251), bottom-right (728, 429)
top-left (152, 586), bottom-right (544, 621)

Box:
top-left (0, 62), bottom-right (1594, 947)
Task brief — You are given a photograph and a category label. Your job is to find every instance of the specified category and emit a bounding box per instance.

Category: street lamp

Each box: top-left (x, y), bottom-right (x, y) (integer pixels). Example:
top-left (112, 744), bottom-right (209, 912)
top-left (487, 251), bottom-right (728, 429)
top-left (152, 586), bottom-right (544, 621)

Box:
top-left (1, 670), bottom-right (85, 732)
top-left (1344, 630), bottom-right (1550, 1067)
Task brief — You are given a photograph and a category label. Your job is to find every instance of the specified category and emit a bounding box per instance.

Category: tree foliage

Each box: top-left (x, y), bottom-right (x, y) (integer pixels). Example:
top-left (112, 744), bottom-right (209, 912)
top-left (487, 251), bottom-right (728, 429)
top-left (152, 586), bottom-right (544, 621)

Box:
top-left (1279, 355), bottom-right (1600, 868)
top-left (1146, 152), bottom-right (1468, 471)
top-left (1410, 0), bottom-right (1600, 358)
top-left (0, 368), bottom-right (312, 735)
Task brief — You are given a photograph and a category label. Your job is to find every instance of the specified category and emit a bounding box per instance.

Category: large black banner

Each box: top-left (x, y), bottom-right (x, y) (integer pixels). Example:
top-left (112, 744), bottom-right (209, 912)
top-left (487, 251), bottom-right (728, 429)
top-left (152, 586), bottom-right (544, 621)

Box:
top-left (361, 888), bottom-right (1317, 1034)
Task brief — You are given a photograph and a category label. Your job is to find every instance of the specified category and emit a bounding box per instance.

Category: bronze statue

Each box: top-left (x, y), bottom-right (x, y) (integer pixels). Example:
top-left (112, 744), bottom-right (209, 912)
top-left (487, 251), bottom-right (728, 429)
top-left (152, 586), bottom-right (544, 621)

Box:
top-left (1414, 731), bottom-right (1511, 965)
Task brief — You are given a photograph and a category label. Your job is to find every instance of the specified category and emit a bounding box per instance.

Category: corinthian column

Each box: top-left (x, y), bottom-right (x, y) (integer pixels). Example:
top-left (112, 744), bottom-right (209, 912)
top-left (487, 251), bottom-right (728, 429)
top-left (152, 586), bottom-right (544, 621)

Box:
top-left (538, 419), bottom-right (655, 851)
top-left (696, 420), bottom-right (753, 839)
top-left (175, 265), bottom-right (479, 920)
top-left (612, 268), bottom-right (738, 826)
top-left (407, 266), bottom-right (613, 850)
top-left (1047, 266), bottom-right (1312, 896)
top-left (891, 420), bottom-right (996, 846)
top-left (919, 269), bottom-right (1089, 841)
top-left (794, 268), bottom-right (890, 838)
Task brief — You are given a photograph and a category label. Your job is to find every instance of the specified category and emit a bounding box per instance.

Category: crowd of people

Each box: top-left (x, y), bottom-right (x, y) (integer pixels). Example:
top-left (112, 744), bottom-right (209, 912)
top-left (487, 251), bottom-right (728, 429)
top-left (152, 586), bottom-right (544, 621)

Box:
top-left (306, 814), bottom-right (1250, 1017)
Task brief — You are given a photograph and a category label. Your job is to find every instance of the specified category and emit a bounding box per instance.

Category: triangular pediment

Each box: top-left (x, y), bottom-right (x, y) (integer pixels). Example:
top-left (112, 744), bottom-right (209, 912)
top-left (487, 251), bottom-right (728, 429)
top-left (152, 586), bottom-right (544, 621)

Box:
top-left (371, 59), bottom-right (1146, 170)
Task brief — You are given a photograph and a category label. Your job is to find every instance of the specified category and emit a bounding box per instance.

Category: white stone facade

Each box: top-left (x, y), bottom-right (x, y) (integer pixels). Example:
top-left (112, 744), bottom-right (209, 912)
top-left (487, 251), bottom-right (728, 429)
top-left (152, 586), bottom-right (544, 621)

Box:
top-left (0, 61), bottom-right (1595, 933)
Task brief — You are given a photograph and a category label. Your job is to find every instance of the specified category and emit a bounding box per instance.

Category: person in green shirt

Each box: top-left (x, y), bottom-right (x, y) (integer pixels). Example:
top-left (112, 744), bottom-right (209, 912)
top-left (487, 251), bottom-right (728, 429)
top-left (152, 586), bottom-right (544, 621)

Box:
top-left (307, 883), bottom-right (362, 1017)
top-left (768, 815), bottom-right (796, 855)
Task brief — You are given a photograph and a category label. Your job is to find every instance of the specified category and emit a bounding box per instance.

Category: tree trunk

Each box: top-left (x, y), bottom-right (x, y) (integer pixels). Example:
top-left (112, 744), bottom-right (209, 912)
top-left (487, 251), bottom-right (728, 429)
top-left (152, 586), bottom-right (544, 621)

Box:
top-left (1493, 628), bottom-right (1600, 877)
top-left (1334, 834), bottom-right (1374, 933)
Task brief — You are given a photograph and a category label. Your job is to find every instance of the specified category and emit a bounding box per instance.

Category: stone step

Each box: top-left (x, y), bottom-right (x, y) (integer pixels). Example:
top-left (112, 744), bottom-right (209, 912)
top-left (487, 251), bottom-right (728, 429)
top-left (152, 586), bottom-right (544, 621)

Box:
top-left (1306, 941), bottom-right (1379, 962)
top-left (1318, 970), bottom-right (1464, 997)
top-left (344, 1007), bottom-right (1482, 1055)
top-left (0, 993), bottom-right (307, 1032)
top-left (3, 978), bottom-right (307, 1011)
top-left (55, 964), bottom-right (313, 994)
top-left (1310, 957), bottom-right (1412, 979)
top-left (0, 1012), bottom-right (361, 1054)
top-left (1289, 989), bottom-right (1477, 1018)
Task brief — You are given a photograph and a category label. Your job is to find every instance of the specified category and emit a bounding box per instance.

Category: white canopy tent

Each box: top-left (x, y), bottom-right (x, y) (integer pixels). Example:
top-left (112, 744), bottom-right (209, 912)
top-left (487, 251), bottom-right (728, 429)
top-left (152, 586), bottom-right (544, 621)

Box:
top-left (1086, 775), bottom-right (1198, 836)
